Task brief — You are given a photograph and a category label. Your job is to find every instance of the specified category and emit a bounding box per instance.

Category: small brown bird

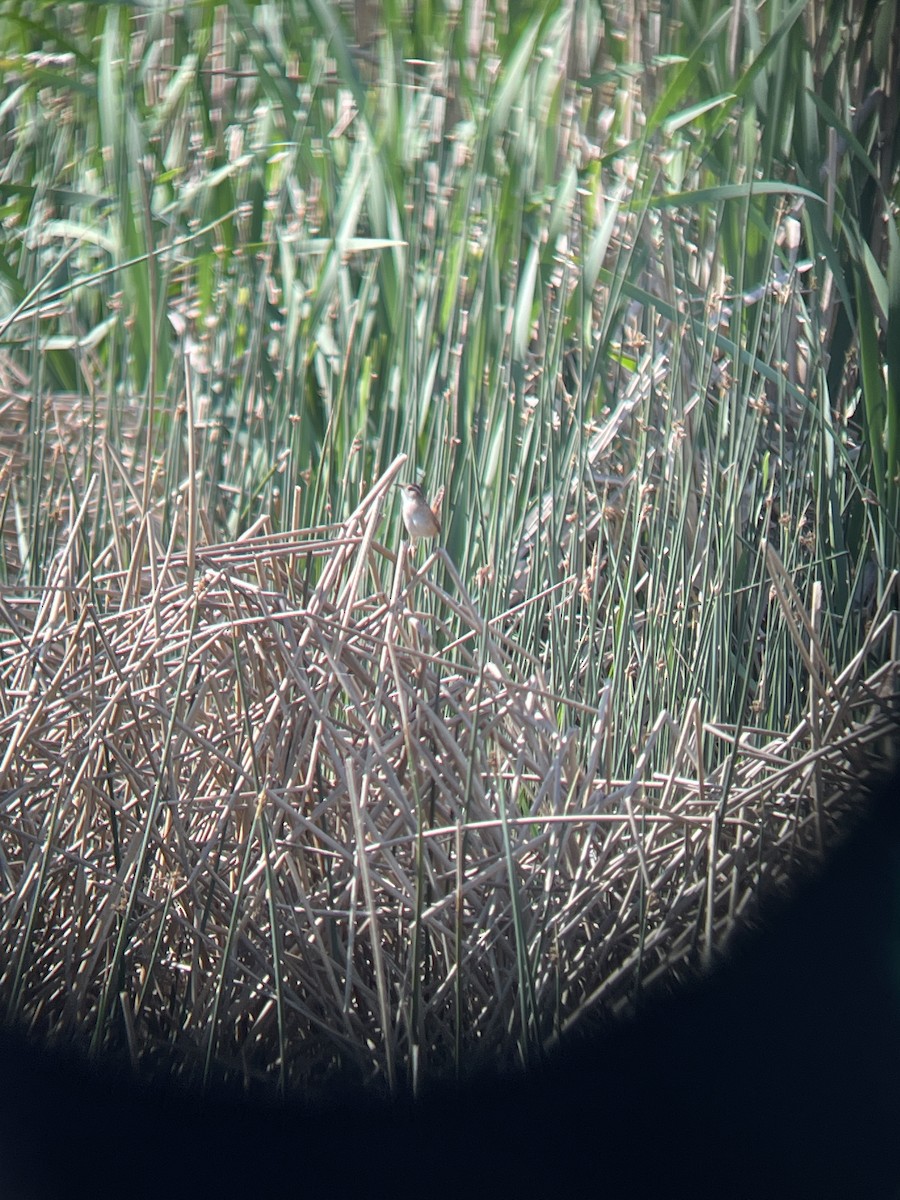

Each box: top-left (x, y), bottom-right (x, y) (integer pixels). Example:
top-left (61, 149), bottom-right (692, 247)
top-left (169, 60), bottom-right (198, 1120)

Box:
top-left (397, 481), bottom-right (441, 542)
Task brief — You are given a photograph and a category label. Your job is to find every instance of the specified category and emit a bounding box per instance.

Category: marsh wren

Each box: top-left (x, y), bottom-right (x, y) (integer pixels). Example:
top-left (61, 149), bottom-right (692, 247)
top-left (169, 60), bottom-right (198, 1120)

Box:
top-left (397, 482), bottom-right (441, 542)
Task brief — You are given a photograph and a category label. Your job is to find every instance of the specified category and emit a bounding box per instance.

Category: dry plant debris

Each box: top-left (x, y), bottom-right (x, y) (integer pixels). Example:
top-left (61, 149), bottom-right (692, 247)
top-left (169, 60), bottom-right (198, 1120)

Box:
top-left (0, 468), bottom-right (897, 1097)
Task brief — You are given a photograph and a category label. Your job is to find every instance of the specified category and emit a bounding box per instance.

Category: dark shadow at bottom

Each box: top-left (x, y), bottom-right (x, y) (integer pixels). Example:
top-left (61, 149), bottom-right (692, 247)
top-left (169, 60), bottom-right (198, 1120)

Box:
top-left (2, 767), bottom-right (899, 1200)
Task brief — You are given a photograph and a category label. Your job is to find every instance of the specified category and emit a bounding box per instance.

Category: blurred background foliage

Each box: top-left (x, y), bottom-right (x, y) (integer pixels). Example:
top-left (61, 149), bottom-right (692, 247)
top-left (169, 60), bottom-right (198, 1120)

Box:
top-left (0, 0), bottom-right (897, 771)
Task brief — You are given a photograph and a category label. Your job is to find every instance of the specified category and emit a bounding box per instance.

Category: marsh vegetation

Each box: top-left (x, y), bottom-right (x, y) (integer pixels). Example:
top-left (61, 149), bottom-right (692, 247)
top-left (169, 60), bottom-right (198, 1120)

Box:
top-left (0, 0), bottom-right (897, 1096)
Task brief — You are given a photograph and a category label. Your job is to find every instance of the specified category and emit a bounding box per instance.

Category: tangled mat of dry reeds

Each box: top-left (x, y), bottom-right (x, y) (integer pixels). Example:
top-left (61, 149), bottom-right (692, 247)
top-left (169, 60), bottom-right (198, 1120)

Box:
top-left (1, 469), bottom-right (898, 1098)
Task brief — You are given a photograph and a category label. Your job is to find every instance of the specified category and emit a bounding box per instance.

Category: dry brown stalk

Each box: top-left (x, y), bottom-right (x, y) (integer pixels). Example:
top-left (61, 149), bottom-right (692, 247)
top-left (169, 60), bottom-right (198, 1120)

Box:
top-left (0, 484), bottom-right (896, 1096)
